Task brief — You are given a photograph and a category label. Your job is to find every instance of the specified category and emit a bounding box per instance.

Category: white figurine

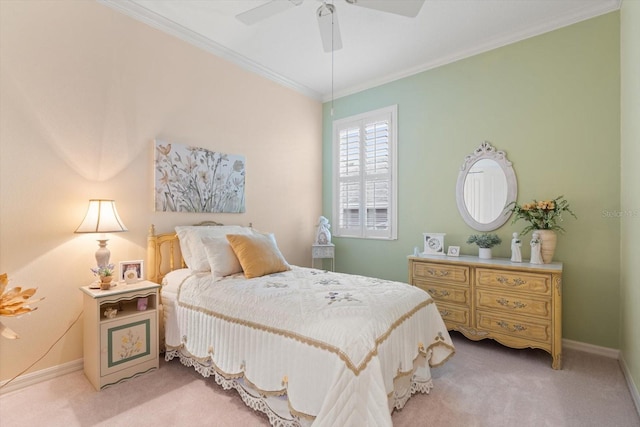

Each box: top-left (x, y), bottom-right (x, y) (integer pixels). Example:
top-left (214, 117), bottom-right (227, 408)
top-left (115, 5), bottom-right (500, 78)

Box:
top-left (315, 216), bottom-right (332, 245)
top-left (530, 231), bottom-right (543, 264)
top-left (510, 232), bottom-right (522, 263)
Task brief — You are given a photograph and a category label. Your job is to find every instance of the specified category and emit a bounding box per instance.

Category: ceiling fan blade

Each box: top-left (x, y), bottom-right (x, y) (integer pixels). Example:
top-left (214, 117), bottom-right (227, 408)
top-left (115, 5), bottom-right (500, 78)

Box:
top-left (317, 3), bottom-right (343, 52)
top-left (237, 0), bottom-right (304, 25)
top-left (347, 0), bottom-right (426, 18)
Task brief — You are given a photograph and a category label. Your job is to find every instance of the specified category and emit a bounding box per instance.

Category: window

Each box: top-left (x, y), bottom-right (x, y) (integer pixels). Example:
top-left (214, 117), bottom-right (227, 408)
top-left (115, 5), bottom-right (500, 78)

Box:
top-left (332, 105), bottom-right (397, 239)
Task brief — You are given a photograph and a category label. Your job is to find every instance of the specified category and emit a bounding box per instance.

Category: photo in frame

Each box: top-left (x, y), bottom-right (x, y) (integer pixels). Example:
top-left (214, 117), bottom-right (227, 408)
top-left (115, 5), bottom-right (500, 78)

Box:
top-left (120, 260), bottom-right (144, 283)
top-left (447, 246), bottom-right (461, 257)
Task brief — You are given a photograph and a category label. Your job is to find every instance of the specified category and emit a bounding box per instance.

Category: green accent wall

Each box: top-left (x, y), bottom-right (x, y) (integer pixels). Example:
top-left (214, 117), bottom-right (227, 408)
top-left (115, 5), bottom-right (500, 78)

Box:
top-left (620, 0), bottom-right (640, 401)
top-left (322, 12), bottom-right (621, 348)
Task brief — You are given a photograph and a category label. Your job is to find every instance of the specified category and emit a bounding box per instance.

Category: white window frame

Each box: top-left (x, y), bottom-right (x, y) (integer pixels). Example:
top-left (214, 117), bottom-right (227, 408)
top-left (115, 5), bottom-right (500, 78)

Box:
top-left (332, 105), bottom-right (398, 240)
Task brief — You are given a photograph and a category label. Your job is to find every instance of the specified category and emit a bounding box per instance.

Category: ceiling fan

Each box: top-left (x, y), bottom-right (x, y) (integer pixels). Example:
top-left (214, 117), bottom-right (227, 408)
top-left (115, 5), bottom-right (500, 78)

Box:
top-left (236, 0), bottom-right (426, 52)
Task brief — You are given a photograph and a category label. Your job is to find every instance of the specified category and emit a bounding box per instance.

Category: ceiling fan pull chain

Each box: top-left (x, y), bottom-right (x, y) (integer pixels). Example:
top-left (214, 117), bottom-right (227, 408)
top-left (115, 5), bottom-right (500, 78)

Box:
top-left (331, 2), bottom-right (335, 116)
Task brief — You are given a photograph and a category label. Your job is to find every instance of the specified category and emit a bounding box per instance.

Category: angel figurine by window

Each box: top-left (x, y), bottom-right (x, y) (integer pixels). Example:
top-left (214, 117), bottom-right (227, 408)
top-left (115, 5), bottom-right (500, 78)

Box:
top-left (315, 216), bottom-right (332, 245)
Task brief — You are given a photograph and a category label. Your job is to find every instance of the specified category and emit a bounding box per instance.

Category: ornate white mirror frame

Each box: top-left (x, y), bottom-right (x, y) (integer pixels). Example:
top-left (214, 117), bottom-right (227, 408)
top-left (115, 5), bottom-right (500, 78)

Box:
top-left (456, 141), bottom-right (517, 231)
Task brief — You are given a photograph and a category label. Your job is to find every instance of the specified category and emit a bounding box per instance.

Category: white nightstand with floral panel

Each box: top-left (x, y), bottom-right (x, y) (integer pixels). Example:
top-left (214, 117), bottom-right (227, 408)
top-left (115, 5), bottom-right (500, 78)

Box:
top-left (80, 280), bottom-right (160, 390)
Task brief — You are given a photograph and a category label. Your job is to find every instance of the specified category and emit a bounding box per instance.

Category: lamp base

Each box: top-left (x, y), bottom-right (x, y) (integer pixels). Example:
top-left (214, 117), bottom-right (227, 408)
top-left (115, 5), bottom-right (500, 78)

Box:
top-left (95, 239), bottom-right (111, 267)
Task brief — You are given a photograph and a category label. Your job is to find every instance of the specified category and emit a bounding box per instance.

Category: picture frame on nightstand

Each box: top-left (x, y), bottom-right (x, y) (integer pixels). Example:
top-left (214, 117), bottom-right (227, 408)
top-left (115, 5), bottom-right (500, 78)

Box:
top-left (120, 260), bottom-right (144, 283)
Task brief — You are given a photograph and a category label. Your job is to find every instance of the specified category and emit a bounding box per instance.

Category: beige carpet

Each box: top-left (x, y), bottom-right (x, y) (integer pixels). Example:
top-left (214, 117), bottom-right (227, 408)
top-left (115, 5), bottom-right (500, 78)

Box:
top-left (1, 332), bottom-right (638, 427)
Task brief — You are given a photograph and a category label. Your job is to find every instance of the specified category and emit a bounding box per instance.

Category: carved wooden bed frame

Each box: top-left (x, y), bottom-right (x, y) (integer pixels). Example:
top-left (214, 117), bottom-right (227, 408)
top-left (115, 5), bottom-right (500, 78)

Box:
top-left (146, 221), bottom-right (225, 284)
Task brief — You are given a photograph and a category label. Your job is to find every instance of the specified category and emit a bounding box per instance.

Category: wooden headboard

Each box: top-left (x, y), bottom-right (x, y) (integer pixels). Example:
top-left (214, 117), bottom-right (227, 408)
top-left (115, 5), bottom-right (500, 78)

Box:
top-left (146, 221), bottom-right (224, 284)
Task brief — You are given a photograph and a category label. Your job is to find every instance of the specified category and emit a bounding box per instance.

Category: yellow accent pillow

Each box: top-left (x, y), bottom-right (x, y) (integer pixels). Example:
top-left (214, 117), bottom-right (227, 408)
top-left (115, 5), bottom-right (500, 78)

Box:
top-left (226, 233), bottom-right (290, 279)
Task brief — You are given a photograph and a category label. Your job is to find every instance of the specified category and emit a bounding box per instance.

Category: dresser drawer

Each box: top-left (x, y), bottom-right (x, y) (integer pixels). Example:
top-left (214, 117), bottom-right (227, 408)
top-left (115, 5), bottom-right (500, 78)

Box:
top-left (436, 302), bottom-right (470, 327)
top-left (476, 268), bottom-right (551, 295)
top-left (415, 280), bottom-right (470, 304)
top-left (412, 262), bottom-right (470, 285)
top-left (477, 311), bottom-right (551, 343)
top-left (476, 289), bottom-right (551, 318)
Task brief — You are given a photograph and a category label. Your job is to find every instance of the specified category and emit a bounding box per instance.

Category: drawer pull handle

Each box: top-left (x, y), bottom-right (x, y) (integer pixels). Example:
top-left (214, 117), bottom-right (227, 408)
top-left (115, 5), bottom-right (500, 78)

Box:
top-left (427, 289), bottom-right (450, 298)
top-left (439, 310), bottom-right (451, 317)
top-left (497, 320), bottom-right (527, 333)
top-left (427, 269), bottom-right (449, 278)
top-left (497, 276), bottom-right (526, 287)
top-left (496, 298), bottom-right (527, 309)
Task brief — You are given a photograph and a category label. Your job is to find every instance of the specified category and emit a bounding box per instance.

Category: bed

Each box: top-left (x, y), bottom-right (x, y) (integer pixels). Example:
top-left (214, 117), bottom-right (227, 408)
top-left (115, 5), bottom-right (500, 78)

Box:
top-left (147, 223), bottom-right (454, 426)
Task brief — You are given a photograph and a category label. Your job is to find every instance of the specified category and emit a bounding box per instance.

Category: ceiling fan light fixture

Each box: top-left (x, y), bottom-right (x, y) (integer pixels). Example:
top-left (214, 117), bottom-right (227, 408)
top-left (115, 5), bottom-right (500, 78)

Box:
top-left (317, 2), bottom-right (343, 52)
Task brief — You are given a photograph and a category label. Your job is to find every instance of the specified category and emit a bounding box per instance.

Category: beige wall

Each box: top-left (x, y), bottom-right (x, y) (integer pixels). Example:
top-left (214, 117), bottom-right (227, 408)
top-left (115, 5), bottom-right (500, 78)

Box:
top-left (0, 1), bottom-right (321, 381)
top-left (620, 0), bottom-right (640, 405)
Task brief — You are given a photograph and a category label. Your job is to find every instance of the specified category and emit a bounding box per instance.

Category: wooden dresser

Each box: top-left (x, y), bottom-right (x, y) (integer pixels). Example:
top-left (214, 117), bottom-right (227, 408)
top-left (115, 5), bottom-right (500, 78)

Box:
top-left (408, 254), bottom-right (563, 369)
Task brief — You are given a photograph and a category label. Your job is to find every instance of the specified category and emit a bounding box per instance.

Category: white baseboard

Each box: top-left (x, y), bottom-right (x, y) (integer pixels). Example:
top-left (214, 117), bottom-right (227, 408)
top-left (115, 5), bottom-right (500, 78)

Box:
top-left (563, 338), bottom-right (640, 418)
top-left (562, 338), bottom-right (621, 359)
top-left (0, 358), bottom-right (83, 396)
top-left (619, 353), bottom-right (640, 418)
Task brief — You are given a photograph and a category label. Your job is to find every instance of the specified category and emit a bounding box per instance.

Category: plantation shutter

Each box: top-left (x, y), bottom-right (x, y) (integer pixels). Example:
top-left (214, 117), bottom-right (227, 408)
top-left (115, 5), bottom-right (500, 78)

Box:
top-left (333, 106), bottom-right (396, 239)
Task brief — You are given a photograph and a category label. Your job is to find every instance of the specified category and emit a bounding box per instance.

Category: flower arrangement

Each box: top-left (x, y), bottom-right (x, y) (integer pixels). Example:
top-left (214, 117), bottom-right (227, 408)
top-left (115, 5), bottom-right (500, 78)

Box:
top-left (466, 233), bottom-right (502, 248)
top-left (91, 264), bottom-right (115, 277)
top-left (506, 195), bottom-right (577, 235)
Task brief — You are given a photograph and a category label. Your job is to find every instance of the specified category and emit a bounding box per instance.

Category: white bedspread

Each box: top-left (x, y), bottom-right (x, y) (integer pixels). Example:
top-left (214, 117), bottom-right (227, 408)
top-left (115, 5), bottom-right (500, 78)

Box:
top-left (164, 266), bottom-right (454, 426)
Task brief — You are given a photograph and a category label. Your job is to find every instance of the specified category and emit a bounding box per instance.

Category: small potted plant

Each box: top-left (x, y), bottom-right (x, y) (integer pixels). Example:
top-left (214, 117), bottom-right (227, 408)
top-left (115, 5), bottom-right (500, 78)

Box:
top-left (466, 234), bottom-right (502, 259)
top-left (91, 264), bottom-right (115, 290)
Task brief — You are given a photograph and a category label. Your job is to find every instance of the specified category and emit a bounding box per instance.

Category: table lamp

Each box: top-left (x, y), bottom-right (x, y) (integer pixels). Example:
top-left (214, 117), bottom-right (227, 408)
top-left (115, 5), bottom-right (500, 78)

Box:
top-left (75, 199), bottom-right (128, 267)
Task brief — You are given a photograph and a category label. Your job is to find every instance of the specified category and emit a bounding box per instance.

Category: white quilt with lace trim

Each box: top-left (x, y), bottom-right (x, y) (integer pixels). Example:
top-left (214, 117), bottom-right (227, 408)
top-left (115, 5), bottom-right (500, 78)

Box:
top-left (170, 266), bottom-right (454, 426)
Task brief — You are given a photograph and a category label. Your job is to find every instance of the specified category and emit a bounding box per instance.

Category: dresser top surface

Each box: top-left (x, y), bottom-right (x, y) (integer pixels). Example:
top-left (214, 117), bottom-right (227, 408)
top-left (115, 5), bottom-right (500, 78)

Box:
top-left (408, 254), bottom-right (563, 272)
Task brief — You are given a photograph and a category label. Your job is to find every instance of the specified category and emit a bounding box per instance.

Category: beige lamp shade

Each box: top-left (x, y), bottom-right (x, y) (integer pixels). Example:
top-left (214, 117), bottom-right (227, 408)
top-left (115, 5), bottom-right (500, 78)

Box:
top-left (75, 199), bottom-right (128, 267)
top-left (75, 199), bottom-right (128, 233)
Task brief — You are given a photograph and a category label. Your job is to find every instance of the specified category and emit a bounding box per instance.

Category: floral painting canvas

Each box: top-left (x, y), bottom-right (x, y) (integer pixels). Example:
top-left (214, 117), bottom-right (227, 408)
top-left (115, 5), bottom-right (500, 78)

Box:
top-left (155, 140), bottom-right (246, 213)
top-left (107, 319), bottom-right (150, 367)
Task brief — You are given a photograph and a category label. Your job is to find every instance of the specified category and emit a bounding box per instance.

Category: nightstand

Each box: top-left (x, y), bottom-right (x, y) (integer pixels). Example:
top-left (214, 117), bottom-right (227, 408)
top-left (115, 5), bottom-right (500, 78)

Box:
top-left (80, 280), bottom-right (161, 390)
top-left (312, 243), bottom-right (335, 271)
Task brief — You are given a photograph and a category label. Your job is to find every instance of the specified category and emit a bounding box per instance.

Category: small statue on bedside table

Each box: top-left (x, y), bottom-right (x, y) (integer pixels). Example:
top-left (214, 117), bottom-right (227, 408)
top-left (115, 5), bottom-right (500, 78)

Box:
top-left (510, 232), bottom-right (522, 263)
top-left (315, 216), bottom-right (332, 245)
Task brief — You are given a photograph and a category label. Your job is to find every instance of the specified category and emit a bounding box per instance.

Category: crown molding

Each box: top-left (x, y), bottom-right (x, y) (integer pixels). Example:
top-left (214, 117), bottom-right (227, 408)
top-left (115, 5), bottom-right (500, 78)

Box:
top-left (327, 0), bottom-right (622, 102)
top-left (98, 0), bottom-right (323, 101)
top-left (98, 0), bottom-right (620, 104)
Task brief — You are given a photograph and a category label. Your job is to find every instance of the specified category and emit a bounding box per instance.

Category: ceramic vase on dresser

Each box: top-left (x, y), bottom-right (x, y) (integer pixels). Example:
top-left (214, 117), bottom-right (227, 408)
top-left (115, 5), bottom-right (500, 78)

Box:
top-left (478, 248), bottom-right (492, 259)
top-left (535, 229), bottom-right (557, 263)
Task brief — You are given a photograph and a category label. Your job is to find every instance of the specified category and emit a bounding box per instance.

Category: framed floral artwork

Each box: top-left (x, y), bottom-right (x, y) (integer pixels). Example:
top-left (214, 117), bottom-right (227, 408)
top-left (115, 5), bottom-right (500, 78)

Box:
top-left (154, 140), bottom-right (245, 213)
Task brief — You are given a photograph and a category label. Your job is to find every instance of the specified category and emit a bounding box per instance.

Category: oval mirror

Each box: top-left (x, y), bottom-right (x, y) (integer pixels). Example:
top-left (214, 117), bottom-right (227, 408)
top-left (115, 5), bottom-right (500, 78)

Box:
top-left (456, 141), bottom-right (517, 231)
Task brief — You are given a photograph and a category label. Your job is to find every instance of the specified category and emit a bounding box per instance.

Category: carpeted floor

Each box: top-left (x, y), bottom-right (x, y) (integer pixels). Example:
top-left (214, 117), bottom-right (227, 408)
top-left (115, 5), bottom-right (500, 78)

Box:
top-left (1, 332), bottom-right (639, 426)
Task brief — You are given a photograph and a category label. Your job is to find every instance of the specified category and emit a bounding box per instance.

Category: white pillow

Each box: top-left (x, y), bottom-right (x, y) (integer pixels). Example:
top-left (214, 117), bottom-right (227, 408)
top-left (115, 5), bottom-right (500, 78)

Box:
top-left (175, 225), bottom-right (252, 272)
top-left (202, 236), bottom-right (243, 280)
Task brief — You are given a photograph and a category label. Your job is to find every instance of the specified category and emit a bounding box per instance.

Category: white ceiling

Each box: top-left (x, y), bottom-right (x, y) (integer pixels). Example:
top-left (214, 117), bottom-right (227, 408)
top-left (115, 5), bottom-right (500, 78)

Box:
top-left (101, 0), bottom-right (620, 101)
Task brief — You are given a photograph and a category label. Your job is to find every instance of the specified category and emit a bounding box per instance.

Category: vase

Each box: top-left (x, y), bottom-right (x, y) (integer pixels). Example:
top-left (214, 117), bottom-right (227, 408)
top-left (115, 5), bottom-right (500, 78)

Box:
top-left (535, 229), bottom-right (557, 263)
top-left (100, 276), bottom-right (113, 290)
top-left (478, 247), bottom-right (492, 259)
